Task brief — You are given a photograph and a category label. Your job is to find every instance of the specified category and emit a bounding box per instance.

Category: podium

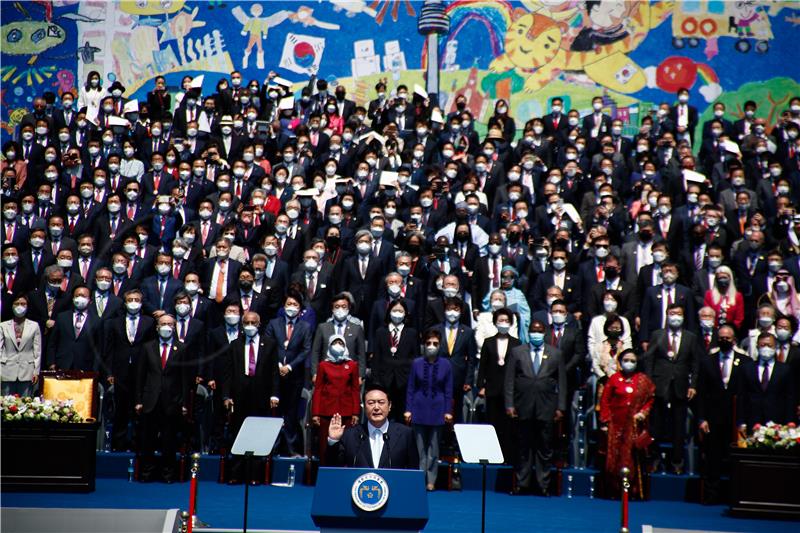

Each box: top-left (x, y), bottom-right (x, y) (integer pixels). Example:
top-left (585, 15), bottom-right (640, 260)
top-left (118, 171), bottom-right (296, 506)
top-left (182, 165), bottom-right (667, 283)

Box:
top-left (311, 467), bottom-right (428, 532)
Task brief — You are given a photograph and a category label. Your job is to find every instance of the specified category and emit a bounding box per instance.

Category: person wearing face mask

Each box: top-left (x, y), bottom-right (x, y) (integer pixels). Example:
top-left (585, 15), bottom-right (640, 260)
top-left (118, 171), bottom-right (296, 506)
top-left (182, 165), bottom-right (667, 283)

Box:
top-left (738, 332), bottom-right (796, 433)
top-left (46, 286), bottom-right (100, 371)
top-left (289, 248), bottom-right (334, 320)
top-left (310, 293), bottom-right (367, 384)
top-left (433, 298), bottom-right (477, 426)
top-left (531, 247), bottom-right (581, 317)
top-left (472, 232), bottom-right (511, 305)
top-left (311, 334), bottom-right (361, 464)
top-left (598, 349), bottom-right (655, 500)
top-left (265, 291), bottom-right (312, 456)
top-left (695, 323), bottom-right (751, 505)
top-left (404, 329), bottom-right (453, 490)
top-left (102, 288), bottom-right (155, 451)
top-left (474, 290), bottom-right (520, 351)
top-left (643, 303), bottom-right (702, 474)
top-left (702, 266), bottom-right (745, 331)
top-left (0, 295), bottom-right (41, 397)
top-left (639, 261), bottom-right (696, 347)
top-left (545, 299), bottom-right (586, 415)
top-left (668, 88), bottom-right (698, 146)
top-left (590, 314), bottom-right (631, 398)
top-left (142, 253), bottom-right (182, 317)
top-left (371, 299), bottom-right (418, 422)
top-left (505, 319), bottom-right (566, 496)
top-left (88, 266), bottom-right (120, 319)
top-left (134, 314), bottom-right (192, 483)
top-left (475, 307), bottom-right (521, 457)
top-left (215, 115), bottom-right (245, 161)
top-left (202, 238), bottom-right (242, 305)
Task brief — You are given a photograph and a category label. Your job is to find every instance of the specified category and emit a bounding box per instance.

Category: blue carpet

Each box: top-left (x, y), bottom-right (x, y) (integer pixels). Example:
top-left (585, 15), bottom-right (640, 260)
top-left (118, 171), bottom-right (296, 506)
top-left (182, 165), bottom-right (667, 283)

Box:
top-left (3, 478), bottom-right (797, 532)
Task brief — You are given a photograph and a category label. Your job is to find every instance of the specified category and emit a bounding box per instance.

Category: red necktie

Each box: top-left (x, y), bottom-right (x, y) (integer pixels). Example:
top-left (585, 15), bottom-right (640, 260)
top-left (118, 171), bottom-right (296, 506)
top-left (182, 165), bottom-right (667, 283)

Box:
top-left (114, 279), bottom-right (121, 295)
top-left (248, 340), bottom-right (256, 376)
top-left (4, 224), bottom-right (12, 242)
top-left (173, 260), bottom-right (181, 279)
top-left (201, 221), bottom-right (209, 244)
top-left (552, 327), bottom-right (561, 346)
top-left (6, 271), bottom-right (14, 291)
top-left (492, 258), bottom-right (499, 288)
top-left (127, 204), bottom-right (135, 220)
top-left (161, 343), bottom-right (169, 369)
top-left (81, 259), bottom-right (89, 280)
top-left (286, 321), bottom-right (294, 341)
top-left (596, 263), bottom-right (604, 282)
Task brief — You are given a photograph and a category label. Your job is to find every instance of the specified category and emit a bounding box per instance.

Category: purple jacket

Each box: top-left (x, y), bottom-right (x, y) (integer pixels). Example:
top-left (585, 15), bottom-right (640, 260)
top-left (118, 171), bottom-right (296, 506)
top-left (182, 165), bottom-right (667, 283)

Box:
top-left (406, 356), bottom-right (453, 426)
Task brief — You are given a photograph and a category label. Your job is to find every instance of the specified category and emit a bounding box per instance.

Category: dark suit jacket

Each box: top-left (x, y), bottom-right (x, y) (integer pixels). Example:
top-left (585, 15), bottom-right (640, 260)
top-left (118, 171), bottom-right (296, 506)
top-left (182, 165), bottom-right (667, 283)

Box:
top-left (371, 325), bottom-right (418, 389)
top-left (264, 316), bottom-right (312, 381)
top-left (221, 335), bottom-right (280, 412)
top-left (327, 421), bottom-right (419, 469)
top-left (643, 328), bottom-right (701, 401)
top-left (141, 275), bottom-right (182, 315)
top-left (477, 335), bottom-right (522, 397)
top-left (46, 308), bottom-right (101, 370)
top-left (530, 270), bottom-right (582, 313)
top-left (103, 314), bottom-right (155, 380)
top-left (135, 339), bottom-right (192, 415)
top-left (696, 348), bottom-right (751, 427)
top-left (639, 284), bottom-right (696, 343)
top-left (504, 343), bottom-right (567, 421)
top-left (738, 360), bottom-right (797, 426)
top-left (437, 323), bottom-right (478, 388)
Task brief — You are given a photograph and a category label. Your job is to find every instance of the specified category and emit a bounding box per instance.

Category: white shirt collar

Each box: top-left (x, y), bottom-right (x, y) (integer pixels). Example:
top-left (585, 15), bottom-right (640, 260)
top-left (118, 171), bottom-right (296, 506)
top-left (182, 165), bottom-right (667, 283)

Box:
top-left (368, 419), bottom-right (389, 436)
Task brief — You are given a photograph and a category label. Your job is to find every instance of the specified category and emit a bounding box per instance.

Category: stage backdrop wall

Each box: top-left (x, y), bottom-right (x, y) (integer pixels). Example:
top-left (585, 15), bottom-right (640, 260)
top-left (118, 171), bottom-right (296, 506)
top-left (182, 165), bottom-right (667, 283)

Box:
top-left (2, 0), bottom-right (799, 145)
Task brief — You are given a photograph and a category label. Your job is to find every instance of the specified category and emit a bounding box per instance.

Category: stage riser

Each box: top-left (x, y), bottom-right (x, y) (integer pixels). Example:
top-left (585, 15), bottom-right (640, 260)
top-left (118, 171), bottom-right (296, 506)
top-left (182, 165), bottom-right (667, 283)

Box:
top-left (94, 453), bottom-right (702, 501)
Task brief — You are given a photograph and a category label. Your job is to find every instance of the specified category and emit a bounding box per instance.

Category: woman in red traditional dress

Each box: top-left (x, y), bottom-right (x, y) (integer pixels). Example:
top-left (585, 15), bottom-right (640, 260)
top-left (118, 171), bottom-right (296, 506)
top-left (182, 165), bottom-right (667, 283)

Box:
top-left (599, 349), bottom-right (655, 499)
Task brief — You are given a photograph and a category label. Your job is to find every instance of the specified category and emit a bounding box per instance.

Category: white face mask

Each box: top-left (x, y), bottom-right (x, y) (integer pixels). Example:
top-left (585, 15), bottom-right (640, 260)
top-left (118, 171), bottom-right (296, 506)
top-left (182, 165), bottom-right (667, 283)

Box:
top-left (73, 296), bottom-right (89, 310)
top-left (621, 361), bottom-right (637, 373)
top-left (158, 326), bottom-right (173, 339)
top-left (390, 311), bottom-right (405, 324)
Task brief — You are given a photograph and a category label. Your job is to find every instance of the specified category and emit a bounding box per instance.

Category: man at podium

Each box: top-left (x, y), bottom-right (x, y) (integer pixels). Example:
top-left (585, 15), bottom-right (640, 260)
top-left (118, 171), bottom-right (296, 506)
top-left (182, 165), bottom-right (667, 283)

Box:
top-left (326, 384), bottom-right (419, 469)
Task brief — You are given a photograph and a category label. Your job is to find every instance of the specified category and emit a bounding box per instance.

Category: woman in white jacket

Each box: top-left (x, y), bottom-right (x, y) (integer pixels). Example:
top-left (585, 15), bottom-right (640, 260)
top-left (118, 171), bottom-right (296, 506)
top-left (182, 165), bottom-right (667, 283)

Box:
top-left (0, 295), bottom-right (42, 397)
top-left (78, 70), bottom-right (105, 123)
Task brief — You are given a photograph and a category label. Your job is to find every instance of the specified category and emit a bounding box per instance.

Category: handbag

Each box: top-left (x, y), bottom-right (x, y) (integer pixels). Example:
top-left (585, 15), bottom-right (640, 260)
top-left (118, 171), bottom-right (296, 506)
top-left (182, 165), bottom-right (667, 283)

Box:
top-left (633, 421), bottom-right (653, 450)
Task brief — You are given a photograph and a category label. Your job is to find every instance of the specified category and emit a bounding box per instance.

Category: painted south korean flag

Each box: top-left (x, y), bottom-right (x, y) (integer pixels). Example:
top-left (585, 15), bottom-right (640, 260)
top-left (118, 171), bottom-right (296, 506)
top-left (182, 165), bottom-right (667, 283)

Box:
top-left (280, 33), bottom-right (325, 75)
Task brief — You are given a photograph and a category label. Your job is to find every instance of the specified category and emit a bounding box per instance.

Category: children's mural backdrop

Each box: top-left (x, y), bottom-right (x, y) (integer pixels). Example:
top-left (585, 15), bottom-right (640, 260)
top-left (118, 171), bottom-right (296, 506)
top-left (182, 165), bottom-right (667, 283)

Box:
top-left (2, 0), bottom-right (799, 144)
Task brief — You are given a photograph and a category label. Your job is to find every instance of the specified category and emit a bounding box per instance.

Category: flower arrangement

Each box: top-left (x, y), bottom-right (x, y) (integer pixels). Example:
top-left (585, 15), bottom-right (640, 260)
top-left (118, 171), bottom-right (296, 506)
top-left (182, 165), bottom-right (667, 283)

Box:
top-left (1, 395), bottom-right (83, 424)
top-left (743, 422), bottom-right (800, 450)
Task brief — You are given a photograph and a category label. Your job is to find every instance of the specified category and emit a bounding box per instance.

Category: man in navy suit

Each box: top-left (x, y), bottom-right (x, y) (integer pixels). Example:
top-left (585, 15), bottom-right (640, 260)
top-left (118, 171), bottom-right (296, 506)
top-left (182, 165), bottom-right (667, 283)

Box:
top-left (141, 253), bottom-right (182, 317)
top-left (639, 261), bottom-right (696, 347)
top-left (437, 297), bottom-right (478, 422)
top-left (46, 285), bottom-right (100, 371)
top-left (738, 332), bottom-right (797, 429)
top-left (265, 292), bottom-right (312, 456)
top-left (326, 383), bottom-right (419, 469)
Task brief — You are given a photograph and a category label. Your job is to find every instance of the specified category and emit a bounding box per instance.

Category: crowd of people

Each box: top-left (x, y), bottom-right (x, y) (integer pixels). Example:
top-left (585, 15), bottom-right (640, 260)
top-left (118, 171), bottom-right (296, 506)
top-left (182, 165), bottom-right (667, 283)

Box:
top-left (1, 67), bottom-right (799, 500)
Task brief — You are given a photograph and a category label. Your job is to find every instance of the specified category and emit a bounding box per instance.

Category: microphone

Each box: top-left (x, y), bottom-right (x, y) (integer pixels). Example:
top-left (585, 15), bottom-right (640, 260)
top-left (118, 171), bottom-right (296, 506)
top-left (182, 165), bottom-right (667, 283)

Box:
top-left (382, 432), bottom-right (391, 469)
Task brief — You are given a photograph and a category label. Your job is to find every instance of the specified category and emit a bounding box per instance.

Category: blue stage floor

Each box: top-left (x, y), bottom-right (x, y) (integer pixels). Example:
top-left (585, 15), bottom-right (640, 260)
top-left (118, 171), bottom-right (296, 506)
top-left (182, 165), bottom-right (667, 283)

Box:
top-left (3, 478), bottom-right (798, 532)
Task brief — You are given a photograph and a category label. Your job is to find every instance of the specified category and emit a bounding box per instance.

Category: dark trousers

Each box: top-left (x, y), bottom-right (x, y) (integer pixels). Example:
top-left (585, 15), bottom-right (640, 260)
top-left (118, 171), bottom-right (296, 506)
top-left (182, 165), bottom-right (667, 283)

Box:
top-left (141, 402), bottom-right (182, 481)
top-left (651, 397), bottom-right (688, 467)
top-left (385, 381), bottom-right (407, 423)
top-left (515, 417), bottom-right (554, 494)
top-left (701, 417), bottom-right (734, 499)
top-left (278, 377), bottom-right (304, 455)
top-left (112, 374), bottom-right (136, 451)
top-left (486, 395), bottom-right (513, 463)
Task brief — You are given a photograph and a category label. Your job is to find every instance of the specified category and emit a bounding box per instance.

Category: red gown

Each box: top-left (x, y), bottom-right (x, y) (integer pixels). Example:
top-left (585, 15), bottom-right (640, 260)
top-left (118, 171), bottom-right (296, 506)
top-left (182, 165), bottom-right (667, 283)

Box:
top-left (599, 371), bottom-right (655, 499)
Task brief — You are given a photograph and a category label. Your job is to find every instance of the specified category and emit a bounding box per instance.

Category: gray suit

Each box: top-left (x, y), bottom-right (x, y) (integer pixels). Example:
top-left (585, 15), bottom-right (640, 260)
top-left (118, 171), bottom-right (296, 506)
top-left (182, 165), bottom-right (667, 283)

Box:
top-left (0, 319), bottom-right (42, 396)
top-left (504, 343), bottom-right (566, 493)
top-left (311, 318), bottom-right (366, 379)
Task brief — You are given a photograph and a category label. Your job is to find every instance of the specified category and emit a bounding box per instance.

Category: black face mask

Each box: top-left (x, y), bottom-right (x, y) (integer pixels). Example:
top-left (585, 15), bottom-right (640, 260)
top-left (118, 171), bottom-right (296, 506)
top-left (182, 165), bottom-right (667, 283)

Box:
top-left (406, 243), bottom-right (421, 255)
top-left (717, 339), bottom-right (733, 352)
top-left (456, 232), bottom-right (469, 242)
top-left (639, 229), bottom-right (653, 241)
top-left (508, 232), bottom-right (521, 244)
top-left (605, 267), bottom-right (619, 279)
top-left (606, 329), bottom-right (622, 340)
top-left (240, 281), bottom-right (253, 292)
top-left (555, 238), bottom-right (570, 248)
top-left (325, 235), bottom-right (341, 248)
